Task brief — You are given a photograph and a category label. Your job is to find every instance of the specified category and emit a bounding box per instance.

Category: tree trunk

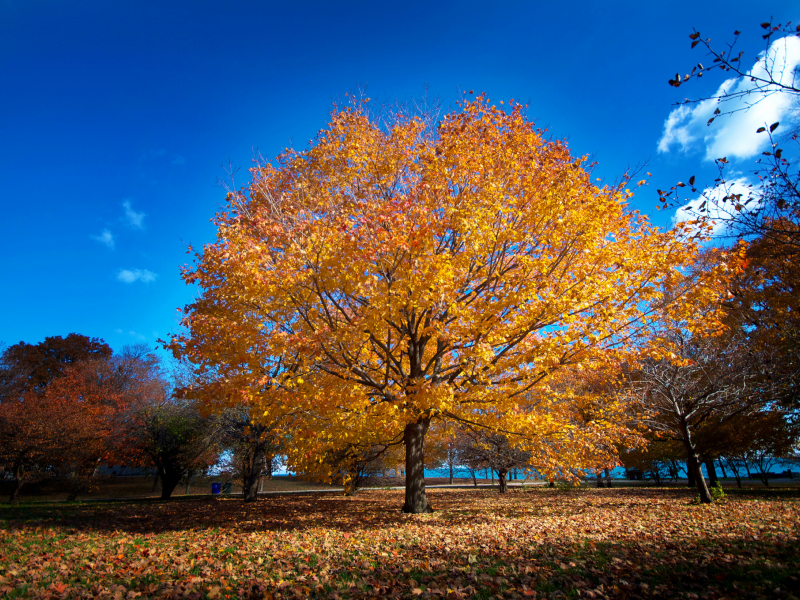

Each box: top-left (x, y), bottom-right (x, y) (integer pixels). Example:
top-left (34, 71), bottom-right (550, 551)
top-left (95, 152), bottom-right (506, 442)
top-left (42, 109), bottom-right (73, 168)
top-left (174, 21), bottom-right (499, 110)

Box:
top-left (9, 463), bottom-right (23, 504)
top-left (490, 469), bottom-right (494, 485)
top-left (604, 468), bottom-right (613, 488)
top-left (158, 466), bottom-right (183, 500)
top-left (596, 473), bottom-right (604, 488)
top-left (240, 455), bottom-right (250, 496)
top-left (343, 472), bottom-right (355, 496)
top-left (651, 466), bottom-right (662, 486)
top-left (184, 471), bottom-right (192, 495)
top-left (730, 461), bottom-right (743, 488)
top-left (244, 445), bottom-right (265, 502)
top-left (687, 461), bottom-right (696, 487)
top-left (704, 459), bottom-right (718, 486)
top-left (402, 418), bottom-right (433, 513)
top-left (152, 471), bottom-right (160, 493)
top-left (449, 461), bottom-right (453, 485)
top-left (9, 479), bottom-right (22, 504)
top-left (470, 468), bottom-right (477, 487)
top-left (65, 483), bottom-right (88, 502)
top-left (687, 451), bottom-right (712, 503)
top-left (758, 470), bottom-right (770, 487)
top-left (680, 419), bottom-right (711, 503)
top-left (669, 460), bottom-right (680, 482)
top-left (717, 458), bottom-right (727, 478)
top-left (498, 469), bottom-right (508, 493)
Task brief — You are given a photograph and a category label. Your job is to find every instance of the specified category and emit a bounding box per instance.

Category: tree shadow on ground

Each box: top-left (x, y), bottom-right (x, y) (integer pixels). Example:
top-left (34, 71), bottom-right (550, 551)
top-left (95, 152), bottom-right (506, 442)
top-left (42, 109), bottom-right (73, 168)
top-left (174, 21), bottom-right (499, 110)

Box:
top-left (2, 488), bottom-right (798, 598)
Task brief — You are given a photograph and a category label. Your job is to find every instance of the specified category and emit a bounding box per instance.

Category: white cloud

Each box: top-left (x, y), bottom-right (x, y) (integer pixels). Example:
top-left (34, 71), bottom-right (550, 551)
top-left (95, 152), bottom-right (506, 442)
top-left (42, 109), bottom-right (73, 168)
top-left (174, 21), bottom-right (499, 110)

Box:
top-left (122, 200), bottom-right (146, 229)
top-left (658, 35), bottom-right (800, 160)
top-left (91, 229), bottom-right (115, 249)
top-left (117, 269), bottom-right (157, 284)
top-left (172, 155), bottom-right (186, 165)
top-left (672, 177), bottom-right (758, 237)
top-left (657, 105), bottom-right (698, 153)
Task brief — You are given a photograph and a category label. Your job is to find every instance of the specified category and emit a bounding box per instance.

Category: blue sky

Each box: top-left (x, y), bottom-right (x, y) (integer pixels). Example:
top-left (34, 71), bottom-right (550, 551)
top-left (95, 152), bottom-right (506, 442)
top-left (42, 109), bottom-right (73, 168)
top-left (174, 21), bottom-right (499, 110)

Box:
top-left (1, 0), bottom-right (797, 354)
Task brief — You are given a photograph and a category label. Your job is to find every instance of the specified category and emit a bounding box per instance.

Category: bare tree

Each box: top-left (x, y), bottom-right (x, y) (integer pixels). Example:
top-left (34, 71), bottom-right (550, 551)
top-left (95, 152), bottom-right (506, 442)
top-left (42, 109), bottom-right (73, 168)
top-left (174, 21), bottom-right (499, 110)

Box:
top-left (667, 21), bottom-right (799, 112)
top-left (626, 327), bottom-right (770, 503)
top-left (659, 21), bottom-right (800, 251)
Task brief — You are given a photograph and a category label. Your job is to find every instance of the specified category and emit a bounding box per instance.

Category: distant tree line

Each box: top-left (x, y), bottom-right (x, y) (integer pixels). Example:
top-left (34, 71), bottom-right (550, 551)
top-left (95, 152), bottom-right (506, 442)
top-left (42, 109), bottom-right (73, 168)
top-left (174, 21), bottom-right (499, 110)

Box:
top-left (0, 335), bottom-right (284, 503)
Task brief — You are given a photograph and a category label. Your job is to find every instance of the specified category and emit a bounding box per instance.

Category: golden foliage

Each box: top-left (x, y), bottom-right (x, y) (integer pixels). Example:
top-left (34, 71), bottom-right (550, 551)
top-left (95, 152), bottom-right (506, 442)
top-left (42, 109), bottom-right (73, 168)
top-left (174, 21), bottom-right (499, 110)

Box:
top-left (169, 95), bottom-right (708, 486)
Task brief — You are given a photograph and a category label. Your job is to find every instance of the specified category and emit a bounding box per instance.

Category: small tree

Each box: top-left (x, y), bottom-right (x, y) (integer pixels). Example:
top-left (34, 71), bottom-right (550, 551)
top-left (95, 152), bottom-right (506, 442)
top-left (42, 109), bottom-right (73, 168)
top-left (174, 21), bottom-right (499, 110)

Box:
top-left (113, 348), bottom-right (220, 500)
top-left (621, 436), bottom-right (686, 486)
top-left (423, 423), bottom-right (462, 484)
top-left (443, 441), bottom-right (459, 485)
top-left (127, 400), bottom-right (218, 499)
top-left (217, 407), bottom-right (284, 502)
top-left (315, 443), bottom-right (398, 495)
top-left (742, 412), bottom-right (798, 486)
top-left (458, 430), bottom-right (531, 493)
top-left (725, 233), bottom-right (800, 421)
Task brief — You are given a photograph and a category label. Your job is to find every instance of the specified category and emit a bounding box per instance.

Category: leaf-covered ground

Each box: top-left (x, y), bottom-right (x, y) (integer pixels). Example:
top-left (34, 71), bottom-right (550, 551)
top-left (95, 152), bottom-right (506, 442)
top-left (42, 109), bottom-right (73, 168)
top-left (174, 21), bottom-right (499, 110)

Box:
top-left (1, 487), bottom-right (798, 599)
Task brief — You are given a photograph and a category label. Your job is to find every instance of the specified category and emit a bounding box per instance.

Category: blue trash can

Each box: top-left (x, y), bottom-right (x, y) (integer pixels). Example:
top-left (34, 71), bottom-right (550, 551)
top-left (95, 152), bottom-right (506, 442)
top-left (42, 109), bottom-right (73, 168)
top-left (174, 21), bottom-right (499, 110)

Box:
top-left (211, 483), bottom-right (221, 495)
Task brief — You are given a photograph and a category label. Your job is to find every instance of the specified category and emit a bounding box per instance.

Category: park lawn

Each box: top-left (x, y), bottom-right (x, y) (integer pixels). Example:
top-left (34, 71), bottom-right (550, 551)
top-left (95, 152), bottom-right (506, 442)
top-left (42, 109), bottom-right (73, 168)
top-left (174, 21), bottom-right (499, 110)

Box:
top-left (0, 487), bottom-right (798, 599)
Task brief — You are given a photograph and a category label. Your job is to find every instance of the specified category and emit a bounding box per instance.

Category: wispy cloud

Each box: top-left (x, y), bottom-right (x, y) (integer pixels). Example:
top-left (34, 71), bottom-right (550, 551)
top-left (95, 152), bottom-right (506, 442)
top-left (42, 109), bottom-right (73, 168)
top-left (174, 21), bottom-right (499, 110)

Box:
top-left (114, 328), bottom-right (147, 340)
top-left (122, 200), bottom-right (146, 229)
top-left (658, 35), bottom-right (800, 160)
top-left (91, 229), bottom-right (115, 249)
top-left (147, 149), bottom-right (167, 159)
top-left (117, 269), bottom-right (157, 284)
top-left (141, 148), bottom-right (184, 166)
top-left (672, 177), bottom-right (757, 237)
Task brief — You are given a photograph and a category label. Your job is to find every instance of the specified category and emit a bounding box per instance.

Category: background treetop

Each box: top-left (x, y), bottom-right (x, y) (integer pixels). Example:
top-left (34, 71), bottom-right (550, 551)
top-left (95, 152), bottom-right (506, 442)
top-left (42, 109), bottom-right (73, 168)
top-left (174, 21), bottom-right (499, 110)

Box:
top-left (1, 334), bottom-right (112, 396)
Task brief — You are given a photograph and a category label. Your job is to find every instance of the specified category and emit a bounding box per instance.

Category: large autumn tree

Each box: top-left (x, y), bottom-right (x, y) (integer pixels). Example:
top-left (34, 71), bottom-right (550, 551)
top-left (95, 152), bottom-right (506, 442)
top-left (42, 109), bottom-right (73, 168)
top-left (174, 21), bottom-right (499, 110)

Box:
top-left (170, 94), bottom-right (707, 513)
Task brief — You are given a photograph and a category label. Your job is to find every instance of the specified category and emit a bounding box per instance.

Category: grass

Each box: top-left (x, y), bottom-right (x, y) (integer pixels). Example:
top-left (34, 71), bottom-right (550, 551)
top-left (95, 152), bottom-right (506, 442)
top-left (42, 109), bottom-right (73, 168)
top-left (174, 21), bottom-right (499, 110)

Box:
top-left (0, 485), bottom-right (798, 598)
top-left (0, 474), bottom-right (342, 504)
